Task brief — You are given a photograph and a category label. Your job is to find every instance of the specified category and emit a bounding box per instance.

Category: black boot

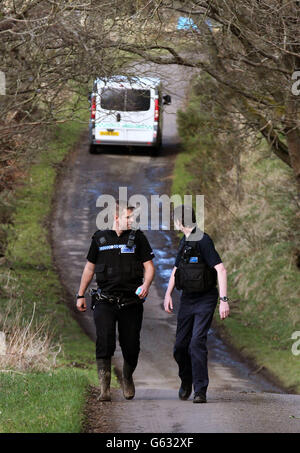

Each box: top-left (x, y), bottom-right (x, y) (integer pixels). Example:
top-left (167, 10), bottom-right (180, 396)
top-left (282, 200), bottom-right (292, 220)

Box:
top-left (96, 358), bottom-right (111, 401)
top-left (178, 381), bottom-right (192, 401)
top-left (122, 361), bottom-right (135, 400)
top-left (193, 391), bottom-right (207, 403)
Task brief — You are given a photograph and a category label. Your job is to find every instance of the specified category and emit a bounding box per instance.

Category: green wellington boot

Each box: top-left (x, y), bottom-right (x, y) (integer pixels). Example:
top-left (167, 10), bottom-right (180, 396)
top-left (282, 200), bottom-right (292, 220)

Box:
top-left (122, 361), bottom-right (136, 400)
top-left (96, 358), bottom-right (111, 401)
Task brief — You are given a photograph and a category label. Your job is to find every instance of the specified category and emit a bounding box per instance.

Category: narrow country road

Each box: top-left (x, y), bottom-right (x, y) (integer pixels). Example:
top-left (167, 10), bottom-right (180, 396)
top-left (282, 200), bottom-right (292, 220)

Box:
top-left (51, 64), bottom-right (300, 433)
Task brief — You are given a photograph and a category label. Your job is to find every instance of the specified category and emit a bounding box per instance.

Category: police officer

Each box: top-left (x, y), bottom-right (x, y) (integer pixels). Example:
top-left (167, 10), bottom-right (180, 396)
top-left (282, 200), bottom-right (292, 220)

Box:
top-left (164, 205), bottom-right (229, 403)
top-left (76, 200), bottom-right (155, 401)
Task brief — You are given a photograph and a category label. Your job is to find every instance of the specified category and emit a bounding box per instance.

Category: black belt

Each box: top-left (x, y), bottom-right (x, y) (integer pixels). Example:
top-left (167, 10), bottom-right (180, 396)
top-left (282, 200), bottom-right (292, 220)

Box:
top-left (89, 288), bottom-right (143, 310)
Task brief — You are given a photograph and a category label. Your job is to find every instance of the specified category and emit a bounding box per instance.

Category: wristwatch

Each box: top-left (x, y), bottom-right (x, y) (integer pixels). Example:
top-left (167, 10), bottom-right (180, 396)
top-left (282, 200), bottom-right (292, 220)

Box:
top-left (76, 294), bottom-right (85, 299)
top-left (220, 296), bottom-right (229, 302)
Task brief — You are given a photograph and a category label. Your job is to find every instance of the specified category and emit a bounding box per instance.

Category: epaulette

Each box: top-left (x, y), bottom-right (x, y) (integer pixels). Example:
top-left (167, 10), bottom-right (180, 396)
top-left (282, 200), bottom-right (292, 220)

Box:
top-left (92, 229), bottom-right (109, 245)
top-left (126, 228), bottom-right (139, 248)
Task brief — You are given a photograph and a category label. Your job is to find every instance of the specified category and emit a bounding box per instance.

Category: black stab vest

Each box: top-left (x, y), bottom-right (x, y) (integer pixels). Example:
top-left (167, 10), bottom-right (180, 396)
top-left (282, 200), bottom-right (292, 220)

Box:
top-left (174, 241), bottom-right (217, 294)
top-left (93, 229), bottom-right (144, 292)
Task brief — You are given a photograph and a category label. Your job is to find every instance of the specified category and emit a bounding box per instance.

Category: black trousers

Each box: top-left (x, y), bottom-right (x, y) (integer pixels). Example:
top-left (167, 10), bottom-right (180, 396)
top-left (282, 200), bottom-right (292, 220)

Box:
top-left (93, 300), bottom-right (144, 369)
top-left (173, 288), bottom-right (218, 395)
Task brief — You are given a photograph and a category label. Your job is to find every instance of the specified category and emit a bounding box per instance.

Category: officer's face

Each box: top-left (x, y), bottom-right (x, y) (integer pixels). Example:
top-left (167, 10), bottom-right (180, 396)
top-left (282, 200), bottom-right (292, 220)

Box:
top-left (117, 208), bottom-right (134, 230)
top-left (174, 218), bottom-right (184, 231)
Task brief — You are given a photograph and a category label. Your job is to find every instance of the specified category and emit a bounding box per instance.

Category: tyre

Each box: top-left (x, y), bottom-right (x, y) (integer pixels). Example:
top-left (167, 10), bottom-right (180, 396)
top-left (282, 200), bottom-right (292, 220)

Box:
top-left (89, 144), bottom-right (98, 154)
top-left (150, 139), bottom-right (161, 157)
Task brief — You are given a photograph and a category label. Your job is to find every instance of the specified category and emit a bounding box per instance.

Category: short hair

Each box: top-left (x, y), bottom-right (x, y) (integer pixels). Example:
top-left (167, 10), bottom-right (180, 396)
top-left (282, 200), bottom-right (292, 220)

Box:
top-left (115, 199), bottom-right (135, 217)
top-left (173, 204), bottom-right (196, 228)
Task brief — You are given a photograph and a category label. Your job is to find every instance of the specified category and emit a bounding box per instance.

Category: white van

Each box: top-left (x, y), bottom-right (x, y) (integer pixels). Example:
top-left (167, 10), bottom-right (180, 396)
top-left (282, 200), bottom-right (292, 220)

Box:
top-left (88, 76), bottom-right (171, 154)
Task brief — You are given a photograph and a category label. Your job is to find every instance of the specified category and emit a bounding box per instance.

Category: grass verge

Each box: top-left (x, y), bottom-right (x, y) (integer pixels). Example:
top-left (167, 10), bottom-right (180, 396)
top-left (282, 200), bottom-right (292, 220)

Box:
top-left (0, 102), bottom-right (117, 432)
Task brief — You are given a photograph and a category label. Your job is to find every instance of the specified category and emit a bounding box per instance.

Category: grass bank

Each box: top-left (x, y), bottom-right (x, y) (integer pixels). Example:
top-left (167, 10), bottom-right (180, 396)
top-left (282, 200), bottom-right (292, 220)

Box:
top-left (173, 77), bottom-right (300, 393)
top-left (0, 103), bottom-right (117, 432)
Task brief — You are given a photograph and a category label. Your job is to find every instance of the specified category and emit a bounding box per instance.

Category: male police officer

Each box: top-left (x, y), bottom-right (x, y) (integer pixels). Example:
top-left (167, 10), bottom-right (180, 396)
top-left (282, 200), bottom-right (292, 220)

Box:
top-left (164, 205), bottom-right (229, 403)
top-left (76, 200), bottom-right (155, 401)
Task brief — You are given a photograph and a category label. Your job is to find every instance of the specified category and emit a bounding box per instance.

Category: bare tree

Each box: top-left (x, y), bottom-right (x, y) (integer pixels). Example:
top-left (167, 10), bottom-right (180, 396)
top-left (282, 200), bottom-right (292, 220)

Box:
top-left (0, 0), bottom-right (141, 254)
top-left (106, 0), bottom-right (300, 203)
top-left (1, 0), bottom-right (300, 203)
top-left (0, 0), bottom-right (142, 193)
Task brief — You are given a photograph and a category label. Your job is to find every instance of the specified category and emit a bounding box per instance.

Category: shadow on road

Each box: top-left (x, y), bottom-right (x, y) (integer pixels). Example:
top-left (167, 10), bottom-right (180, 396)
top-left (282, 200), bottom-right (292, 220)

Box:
top-left (89, 142), bottom-right (182, 158)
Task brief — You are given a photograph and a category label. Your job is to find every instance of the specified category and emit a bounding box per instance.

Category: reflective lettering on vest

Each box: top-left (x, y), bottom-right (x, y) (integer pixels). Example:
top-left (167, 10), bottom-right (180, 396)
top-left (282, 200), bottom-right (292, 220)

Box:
top-left (120, 245), bottom-right (136, 253)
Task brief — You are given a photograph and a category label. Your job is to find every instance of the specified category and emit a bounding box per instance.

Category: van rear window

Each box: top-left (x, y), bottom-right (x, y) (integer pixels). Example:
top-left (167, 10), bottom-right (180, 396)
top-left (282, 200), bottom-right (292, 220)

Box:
top-left (100, 88), bottom-right (151, 111)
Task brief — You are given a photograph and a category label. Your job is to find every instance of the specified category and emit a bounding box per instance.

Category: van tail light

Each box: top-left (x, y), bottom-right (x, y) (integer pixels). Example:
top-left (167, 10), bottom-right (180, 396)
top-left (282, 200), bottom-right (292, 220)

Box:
top-left (91, 96), bottom-right (96, 119)
top-left (154, 99), bottom-right (159, 121)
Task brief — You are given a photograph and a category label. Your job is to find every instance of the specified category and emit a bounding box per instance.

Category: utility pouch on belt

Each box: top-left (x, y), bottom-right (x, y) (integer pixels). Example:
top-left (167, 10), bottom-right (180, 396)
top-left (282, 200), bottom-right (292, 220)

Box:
top-left (90, 288), bottom-right (100, 311)
top-left (174, 242), bottom-right (217, 294)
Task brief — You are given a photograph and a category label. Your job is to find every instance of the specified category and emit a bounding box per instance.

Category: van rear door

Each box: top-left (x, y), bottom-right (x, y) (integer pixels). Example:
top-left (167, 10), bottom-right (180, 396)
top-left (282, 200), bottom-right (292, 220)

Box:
top-left (123, 88), bottom-right (154, 145)
top-left (95, 86), bottom-right (127, 144)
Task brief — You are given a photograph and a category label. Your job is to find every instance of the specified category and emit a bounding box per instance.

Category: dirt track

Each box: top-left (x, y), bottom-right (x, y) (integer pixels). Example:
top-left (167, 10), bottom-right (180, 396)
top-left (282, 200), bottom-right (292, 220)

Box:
top-left (51, 64), bottom-right (300, 433)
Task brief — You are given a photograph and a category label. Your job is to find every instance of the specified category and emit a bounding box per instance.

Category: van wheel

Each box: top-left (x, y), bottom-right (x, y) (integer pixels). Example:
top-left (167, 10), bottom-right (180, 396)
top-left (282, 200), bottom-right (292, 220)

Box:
top-left (150, 144), bottom-right (161, 157)
top-left (89, 144), bottom-right (98, 154)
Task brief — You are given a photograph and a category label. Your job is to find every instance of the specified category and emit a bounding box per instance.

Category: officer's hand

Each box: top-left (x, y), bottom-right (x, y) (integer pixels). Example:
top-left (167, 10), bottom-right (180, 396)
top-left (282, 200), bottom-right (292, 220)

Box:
top-left (164, 294), bottom-right (173, 314)
top-left (76, 297), bottom-right (87, 312)
top-left (219, 301), bottom-right (230, 320)
top-left (136, 284), bottom-right (149, 299)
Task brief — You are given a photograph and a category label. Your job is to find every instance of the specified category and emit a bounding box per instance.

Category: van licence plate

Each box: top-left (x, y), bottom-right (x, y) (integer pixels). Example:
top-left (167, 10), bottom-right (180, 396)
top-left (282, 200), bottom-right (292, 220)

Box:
top-left (100, 131), bottom-right (119, 136)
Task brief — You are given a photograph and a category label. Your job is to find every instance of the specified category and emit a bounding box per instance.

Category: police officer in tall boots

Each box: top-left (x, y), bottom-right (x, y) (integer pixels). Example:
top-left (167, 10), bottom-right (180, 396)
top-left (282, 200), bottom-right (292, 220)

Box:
top-left (164, 205), bottom-right (229, 403)
top-left (76, 200), bottom-right (155, 401)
